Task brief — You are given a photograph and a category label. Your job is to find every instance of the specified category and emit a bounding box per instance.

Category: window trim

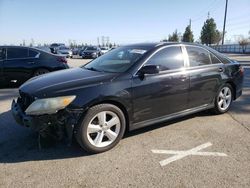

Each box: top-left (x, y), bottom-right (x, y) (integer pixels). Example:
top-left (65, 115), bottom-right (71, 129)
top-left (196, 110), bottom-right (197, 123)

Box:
top-left (0, 48), bottom-right (6, 61)
top-left (133, 44), bottom-right (187, 76)
top-left (6, 47), bottom-right (40, 60)
top-left (183, 45), bottom-right (223, 68)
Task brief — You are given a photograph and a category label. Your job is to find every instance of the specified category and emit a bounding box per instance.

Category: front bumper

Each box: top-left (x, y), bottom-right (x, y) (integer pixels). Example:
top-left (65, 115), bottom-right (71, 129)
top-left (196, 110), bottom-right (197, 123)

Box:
top-left (11, 99), bottom-right (83, 137)
top-left (82, 53), bottom-right (97, 58)
top-left (11, 99), bottom-right (52, 131)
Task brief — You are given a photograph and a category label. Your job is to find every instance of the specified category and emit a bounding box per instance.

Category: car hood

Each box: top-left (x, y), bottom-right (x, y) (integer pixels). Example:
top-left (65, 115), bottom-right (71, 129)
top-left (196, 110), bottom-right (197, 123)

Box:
top-left (20, 68), bottom-right (118, 97)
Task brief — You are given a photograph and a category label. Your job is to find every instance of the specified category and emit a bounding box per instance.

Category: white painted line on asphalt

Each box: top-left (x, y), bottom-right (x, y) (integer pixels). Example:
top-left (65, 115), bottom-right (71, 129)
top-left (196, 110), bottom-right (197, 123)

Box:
top-left (152, 142), bottom-right (227, 167)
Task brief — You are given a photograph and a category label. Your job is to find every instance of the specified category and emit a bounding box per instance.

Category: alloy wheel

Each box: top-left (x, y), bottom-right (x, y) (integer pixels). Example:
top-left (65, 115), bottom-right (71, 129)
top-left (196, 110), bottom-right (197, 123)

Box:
top-left (86, 111), bottom-right (121, 148)
top-left (217, 86), bottom-right (232, 111)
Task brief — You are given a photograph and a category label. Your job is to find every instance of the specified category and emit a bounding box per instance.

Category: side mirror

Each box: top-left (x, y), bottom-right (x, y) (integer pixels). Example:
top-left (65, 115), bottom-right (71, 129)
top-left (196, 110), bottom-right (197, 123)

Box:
top-left (137, 65), bottom-right (160, 80)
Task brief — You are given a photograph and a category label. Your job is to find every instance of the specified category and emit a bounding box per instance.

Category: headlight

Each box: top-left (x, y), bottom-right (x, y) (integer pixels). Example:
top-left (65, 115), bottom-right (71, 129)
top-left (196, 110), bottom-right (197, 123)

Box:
top-left (92, 52), bottom-right (97, 55)
top-left (25, 96), bottom-right (76, 115)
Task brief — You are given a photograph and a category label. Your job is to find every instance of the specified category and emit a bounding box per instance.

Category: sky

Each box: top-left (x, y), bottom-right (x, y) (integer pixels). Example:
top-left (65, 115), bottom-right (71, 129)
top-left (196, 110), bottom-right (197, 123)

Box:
top-left (0, 0), bottom-right (249, 46)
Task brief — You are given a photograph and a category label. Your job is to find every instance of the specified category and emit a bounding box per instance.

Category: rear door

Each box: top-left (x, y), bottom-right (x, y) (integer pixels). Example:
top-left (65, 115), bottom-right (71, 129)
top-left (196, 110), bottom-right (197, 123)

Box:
top-left (184, 45), bottom-right (224, 109)
top-left (4, 47), bottom-right (31, 84)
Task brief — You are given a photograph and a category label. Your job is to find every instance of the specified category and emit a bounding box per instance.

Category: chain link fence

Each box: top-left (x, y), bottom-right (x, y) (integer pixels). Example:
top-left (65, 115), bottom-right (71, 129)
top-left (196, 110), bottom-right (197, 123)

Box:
top-left (210, 44), bottom-right (250, 54)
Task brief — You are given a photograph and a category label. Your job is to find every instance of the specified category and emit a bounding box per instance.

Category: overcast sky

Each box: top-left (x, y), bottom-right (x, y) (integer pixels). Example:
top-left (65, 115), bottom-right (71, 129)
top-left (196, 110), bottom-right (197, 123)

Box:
top-left (0, 0), bottom-right (249, 45)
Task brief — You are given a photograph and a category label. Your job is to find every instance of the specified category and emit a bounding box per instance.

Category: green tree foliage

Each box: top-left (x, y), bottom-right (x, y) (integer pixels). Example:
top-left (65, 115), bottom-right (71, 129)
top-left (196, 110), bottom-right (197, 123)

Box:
top-left (168, 30), bottom-right (179, 42)
top-left (182, 25), bottom-right (194, 42)
top-left (200, 18), bottom-right (222, 45)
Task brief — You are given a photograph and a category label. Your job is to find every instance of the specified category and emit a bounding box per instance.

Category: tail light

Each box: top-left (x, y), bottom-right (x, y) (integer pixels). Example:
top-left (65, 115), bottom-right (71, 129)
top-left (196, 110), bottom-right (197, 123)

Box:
top-left (57, 57), bottom-right (67, 64)
top-left (239, 65), bottom-right (244, 76)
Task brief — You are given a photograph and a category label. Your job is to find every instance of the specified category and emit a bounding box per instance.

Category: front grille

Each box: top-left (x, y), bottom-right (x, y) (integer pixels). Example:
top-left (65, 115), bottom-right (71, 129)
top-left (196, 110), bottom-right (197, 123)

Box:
top-left (18, 91), bottom-right (35, 111)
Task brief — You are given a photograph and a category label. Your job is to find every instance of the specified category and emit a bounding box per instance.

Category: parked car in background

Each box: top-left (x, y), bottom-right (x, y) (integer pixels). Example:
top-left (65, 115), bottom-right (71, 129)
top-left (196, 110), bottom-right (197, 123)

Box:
top-left (81, 46), bottom-right (102, 59)
top-left (57, 46), bottom-right (72, 58)
top-left (79, 46), bottom-right (87, 56)
top-left (35, 46), bottom-right (52, 53)
top-left (11, 42), bottom-right (244, 153)
top-left (49, 43), bottom-right (65, 54)
top-left (0, 46), bottom-right (69, 86)
top-left (100, 47), bottom-right (110, 54)
top-left (72, 48), bottom-right (79, 55)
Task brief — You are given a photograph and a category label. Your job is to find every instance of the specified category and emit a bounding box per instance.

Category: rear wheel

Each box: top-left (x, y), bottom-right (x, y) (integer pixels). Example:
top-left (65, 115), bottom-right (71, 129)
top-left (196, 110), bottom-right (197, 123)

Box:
top-left (33, 68), bottom-right (49, 76)
top-left (76, 104), bottom-right (126, 153)
top-left (213, 84), bottom-right (233, 114)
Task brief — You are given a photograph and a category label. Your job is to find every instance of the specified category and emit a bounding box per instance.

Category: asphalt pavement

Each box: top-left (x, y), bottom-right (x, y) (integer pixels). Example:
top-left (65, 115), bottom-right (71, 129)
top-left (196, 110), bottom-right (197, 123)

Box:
top-left (0, 55), bottom-right (250, 188)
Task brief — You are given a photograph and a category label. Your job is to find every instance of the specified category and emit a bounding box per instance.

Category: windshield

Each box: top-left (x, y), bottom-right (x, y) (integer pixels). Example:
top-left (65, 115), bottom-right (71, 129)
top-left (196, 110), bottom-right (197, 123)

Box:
top-left (59, 47), bottom-right (70, 50)
top-left (83, 46), bottom-right (148, 73)
top-left (86, 46), bottom-right (97, 50)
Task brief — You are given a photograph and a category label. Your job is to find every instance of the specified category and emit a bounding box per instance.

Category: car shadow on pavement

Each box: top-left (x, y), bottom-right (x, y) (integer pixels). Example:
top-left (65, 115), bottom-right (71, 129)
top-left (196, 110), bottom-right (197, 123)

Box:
top-left (0, 110), bottom-right (89, 164)
top-left (0, 109), bottom-right (214, 164)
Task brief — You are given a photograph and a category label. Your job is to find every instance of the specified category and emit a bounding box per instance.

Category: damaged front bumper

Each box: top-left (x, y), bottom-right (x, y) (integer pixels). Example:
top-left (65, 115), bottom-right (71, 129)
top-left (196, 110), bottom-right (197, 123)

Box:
top-left (11, 99), bottom-right (83, 145)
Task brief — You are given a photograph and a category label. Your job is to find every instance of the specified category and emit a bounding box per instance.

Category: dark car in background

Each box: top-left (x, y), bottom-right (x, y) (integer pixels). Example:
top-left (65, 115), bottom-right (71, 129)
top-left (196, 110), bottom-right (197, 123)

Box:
top-left (49, 43), bottom-right (65, 54)
top-left (12, 42), bottom-right (244, 153)
top-left (0, 46), bottom-right (69, 86)
top-left (81, 46), bottom-right (102, 59)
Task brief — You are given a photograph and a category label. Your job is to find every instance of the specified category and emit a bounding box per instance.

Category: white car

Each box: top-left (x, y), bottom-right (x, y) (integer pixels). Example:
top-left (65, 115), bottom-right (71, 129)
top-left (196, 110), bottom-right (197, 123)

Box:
top-left (101, 47), bottom-right (110, 54)
top-left (57, 46), bottom-right (73, 58)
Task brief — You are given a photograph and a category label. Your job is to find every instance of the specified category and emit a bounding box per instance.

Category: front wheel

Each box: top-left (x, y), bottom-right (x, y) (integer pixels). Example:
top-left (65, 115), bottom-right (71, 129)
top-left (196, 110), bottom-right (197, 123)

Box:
top-left (213, 84), bottom-right (233, 114)
top-left (76, 104), bottom-right (126, 153)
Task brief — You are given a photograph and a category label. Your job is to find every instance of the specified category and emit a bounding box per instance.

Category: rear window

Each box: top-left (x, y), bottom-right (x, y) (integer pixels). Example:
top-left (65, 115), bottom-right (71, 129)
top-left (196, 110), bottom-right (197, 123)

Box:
top-left (186, 46), bottom-right (211, 67)
top-left (29, 49), bottom-right (39, 57)
top-left (7, 47), bottom-right (28, 59)
top-left (210, 53), bottom-right (222, 64)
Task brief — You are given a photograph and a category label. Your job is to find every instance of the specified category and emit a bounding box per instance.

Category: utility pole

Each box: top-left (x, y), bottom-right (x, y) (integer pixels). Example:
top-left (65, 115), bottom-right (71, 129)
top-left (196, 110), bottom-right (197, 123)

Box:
top-left (222, 0), bottom-right (228, 45)
top-left (189, 19), bottom-right (192, 29)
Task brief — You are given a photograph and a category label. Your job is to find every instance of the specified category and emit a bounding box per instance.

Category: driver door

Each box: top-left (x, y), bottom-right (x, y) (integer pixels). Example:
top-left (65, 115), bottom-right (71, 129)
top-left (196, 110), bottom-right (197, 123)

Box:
top-left (131, 46), bottom-right (189, 128)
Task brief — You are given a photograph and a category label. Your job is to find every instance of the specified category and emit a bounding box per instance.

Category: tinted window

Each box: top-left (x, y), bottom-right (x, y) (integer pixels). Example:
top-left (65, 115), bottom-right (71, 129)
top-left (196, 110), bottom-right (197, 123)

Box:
top-left (146, 46), bottom-right (184, 71)
top-left (84, 47), bottom-right (149, 73)
top-left (210, 53), bottom-right (221, 64)
top-left (0, 48), bottom-right (6, 60)
top-left (7, 48), bottom-right (28, 59)
top-left (186, 46), bottom-right (211, 67)
top-left (29, 49), bottom-right (39, 57)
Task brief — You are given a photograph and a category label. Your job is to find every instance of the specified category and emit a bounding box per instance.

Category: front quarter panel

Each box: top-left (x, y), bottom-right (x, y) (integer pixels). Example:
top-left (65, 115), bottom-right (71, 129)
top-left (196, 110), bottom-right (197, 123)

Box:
top-left (65, 74), bottom-right (133, 122)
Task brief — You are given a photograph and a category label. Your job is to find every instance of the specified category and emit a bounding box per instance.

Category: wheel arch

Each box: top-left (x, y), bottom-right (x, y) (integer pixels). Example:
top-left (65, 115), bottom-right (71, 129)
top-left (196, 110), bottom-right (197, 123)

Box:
top-left (225, 81), bottom-right (236, 100)
top-left (89, 99), bottom-right (130, 132)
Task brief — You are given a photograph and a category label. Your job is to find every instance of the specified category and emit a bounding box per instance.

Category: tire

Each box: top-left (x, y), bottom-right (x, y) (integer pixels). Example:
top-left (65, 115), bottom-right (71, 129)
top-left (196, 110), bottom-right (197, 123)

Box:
top-left (33, 68), bottom-right (49, 77)
top-left (213, 83), bottom-right (233, 114)
top-left (76, 104), bottom-right (126, 153)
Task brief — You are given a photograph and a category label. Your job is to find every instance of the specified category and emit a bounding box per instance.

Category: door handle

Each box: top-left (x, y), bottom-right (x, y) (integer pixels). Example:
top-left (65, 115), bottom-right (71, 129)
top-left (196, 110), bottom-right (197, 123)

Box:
top-left (218, 67), bottom-right (224, 72)
top-left (28, 62), bottom-right (35, 64)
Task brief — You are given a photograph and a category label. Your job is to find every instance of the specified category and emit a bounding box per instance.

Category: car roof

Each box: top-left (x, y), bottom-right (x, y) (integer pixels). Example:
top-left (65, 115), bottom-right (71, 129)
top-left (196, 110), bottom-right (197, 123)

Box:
top-left (0, 45), bottom-right (44, 51)
top-left (124, 42), bottom-right (206, 48)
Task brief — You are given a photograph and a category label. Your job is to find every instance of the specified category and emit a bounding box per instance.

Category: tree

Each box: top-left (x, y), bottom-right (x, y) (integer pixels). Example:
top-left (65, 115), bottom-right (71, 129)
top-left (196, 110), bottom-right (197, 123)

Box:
top-left (238, 37), bottom-right (249, 54)
top-left (182, 25), bottom-right (194, 42)
top-left (200, 18), bottom-right (222, 45)
top-left (168, 30), bottom-right (179, 42)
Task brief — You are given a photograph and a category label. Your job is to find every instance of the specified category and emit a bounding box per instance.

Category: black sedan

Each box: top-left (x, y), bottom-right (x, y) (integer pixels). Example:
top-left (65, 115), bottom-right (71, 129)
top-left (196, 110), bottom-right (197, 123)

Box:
top-left (81, 46), bottom-right (102, 59)
top-left (0, 46), bottom-right (69, 86)
top-left (12, 42), bottom-right (244, 153)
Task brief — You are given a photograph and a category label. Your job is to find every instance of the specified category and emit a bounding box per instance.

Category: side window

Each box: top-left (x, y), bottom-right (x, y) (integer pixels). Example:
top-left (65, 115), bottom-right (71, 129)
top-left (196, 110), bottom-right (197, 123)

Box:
top-left (186, 46), bottom-right (211, 67)
top-left (146, 46), bottom-right (184, 71)
top-left (7, 48), bottom-right (28, 59)
top-left (210, 53), bottom-right (221, 64)
top-left (29, 49), bottom-right (39, 58)
top-left (0, 48), bottom-right (6, 60)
